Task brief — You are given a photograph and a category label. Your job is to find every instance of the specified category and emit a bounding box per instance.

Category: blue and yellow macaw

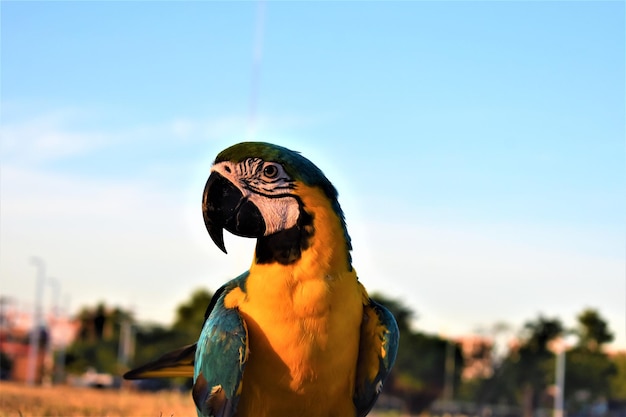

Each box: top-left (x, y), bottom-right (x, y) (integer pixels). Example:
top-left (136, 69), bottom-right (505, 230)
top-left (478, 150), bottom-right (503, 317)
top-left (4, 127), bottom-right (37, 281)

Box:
top-left (124, 142), bottom-right (399, 417)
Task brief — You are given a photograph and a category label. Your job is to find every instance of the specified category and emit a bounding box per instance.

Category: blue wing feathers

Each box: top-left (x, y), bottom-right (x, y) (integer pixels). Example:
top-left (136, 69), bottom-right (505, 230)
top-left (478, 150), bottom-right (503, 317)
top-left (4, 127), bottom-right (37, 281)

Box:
top-left (371, 299), bottom-right (399, 371)
top-left (193, 274), bottom-right (249, 417)
top-left (354, 299), bottom-right (400, 417)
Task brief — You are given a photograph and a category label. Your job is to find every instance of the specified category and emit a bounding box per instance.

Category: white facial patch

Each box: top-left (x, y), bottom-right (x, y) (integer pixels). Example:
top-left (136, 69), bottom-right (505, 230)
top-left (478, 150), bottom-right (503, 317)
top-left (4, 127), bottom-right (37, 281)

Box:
top-left (211, 159), bottom-right (301, 235)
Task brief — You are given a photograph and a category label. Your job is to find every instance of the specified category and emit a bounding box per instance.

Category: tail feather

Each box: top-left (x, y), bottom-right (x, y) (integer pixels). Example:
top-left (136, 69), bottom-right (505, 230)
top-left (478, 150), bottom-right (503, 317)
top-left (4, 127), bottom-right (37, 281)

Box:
top-left (123, 343), bottom-right (197, 379)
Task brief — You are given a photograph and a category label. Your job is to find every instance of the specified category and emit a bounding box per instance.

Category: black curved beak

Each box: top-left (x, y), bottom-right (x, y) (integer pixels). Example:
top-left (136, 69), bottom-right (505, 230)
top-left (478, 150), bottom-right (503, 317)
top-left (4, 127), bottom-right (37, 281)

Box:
top-left (202, 171), bottom-right (266, 253)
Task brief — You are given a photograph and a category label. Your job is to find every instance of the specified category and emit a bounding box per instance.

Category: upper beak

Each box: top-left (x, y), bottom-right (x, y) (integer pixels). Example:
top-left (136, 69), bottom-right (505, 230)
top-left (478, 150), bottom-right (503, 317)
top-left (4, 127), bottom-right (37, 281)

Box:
top-left (201, 171), bottom-right (266, 253)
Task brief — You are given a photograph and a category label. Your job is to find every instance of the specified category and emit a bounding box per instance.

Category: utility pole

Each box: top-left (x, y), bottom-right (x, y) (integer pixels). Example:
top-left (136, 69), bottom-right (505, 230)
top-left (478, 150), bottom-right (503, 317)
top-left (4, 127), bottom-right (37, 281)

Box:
top-left (554, 339), bottom-right (566, 417)
top-left (54, 294), bottom-right (71, 385)
top-left (443, 338), bottom-right (456, 409)
top-left (27, 257), bottom-right (45, 386)
top-left (48, 278), bottom-right (60, 384)
top-left (117, 318), bottom-right (134, 369)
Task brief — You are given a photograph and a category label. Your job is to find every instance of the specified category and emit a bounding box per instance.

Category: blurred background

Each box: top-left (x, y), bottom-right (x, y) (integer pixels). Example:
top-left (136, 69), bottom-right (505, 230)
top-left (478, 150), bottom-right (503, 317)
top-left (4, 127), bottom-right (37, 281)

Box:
top-left (1, 1), bottom-right (624, 416)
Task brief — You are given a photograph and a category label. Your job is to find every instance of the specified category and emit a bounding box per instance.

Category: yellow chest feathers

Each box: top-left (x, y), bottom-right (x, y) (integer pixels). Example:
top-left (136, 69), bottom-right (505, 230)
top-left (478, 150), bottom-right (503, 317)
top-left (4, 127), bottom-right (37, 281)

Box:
top-left (224, 267), bottom-right (364, 416)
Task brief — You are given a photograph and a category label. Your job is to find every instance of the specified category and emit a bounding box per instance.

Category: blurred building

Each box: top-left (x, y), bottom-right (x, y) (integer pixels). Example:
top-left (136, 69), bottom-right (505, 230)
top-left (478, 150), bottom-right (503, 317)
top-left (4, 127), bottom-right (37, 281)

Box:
top-left (0, 298), bottom-right (79, 383)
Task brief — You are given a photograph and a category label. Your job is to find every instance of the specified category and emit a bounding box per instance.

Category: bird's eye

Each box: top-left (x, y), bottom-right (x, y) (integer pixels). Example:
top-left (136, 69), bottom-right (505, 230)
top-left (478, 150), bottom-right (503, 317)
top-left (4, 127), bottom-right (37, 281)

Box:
top-left (263, 164), bottom-right (279, 179)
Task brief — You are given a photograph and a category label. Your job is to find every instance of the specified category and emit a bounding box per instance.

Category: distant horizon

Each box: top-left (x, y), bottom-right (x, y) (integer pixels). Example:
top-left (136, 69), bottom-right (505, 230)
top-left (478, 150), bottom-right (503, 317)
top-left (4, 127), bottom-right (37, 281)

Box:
top-left (2, 290), bottom-right (622, 357)
top-left (2, 273), bottom-right (623, 353)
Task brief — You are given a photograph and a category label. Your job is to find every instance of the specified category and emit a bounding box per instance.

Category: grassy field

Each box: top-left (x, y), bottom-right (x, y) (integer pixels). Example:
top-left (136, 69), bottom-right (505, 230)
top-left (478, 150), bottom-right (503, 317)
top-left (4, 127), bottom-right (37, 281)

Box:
top-left (0, 382), bottom-right (399, 417)
top-left (0, 382), bottom-right (198, 417)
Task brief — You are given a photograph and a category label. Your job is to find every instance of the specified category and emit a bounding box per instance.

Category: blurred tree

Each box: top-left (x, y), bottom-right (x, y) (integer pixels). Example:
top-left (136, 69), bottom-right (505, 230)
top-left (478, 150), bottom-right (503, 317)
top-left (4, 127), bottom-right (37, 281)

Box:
top-left (370, 294), bottom-right (463, 414)
top-left (461, 309), bottom-right (621, 416)
top-left (66, 303), bottom-right (134, 375)
top-left (130, 287), bottom-right (214, 367)
top-left (369, 292), bottom-right (414, 333)
top-left (172, 288), bottom-right (214, 341)
top-left (470, 315), bottom-right (563, 416)
top-left (129, 288), bottom-right (214, 390)
top-left (516, 315), bottom-right (563, 417)
top-left (124, 288), bottom-right (214, 371)
top-left (575, 308), bottom-right (614, 351)
top-left (132, 323), bottom-right (185, 366)
top-left (393, 332), bottom-right (463, 413)
top-left (609, 352), bottom-right (626, 400)
top-left (473, 354), bottom-right (521, 406)
top-left (93, 303), bottom-right (106, 340)
top-left (565, 347), bottom-right (616, 407)
top-left (76, 307), bottom-right (95, 342)
top-left (455, 338), bottom-right (494, 401)
top-left (564, 309), bottom-right (617, 410)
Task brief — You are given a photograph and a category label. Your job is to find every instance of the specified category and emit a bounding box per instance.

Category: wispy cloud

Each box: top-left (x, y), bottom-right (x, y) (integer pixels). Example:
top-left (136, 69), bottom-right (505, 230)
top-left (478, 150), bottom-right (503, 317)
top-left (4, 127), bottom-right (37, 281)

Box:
top-left (1, 105), bottom-right (325, 169)
top-left (1, 109), bottom-right (111, 164)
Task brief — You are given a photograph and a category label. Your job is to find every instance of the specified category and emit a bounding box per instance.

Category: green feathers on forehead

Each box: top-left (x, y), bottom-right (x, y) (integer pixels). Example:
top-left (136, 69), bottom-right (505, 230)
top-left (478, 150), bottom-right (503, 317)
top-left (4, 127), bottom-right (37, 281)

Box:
top-left (215, 142), bottom-right (337, 201)
top-left (215, 141), bottom-right (353, 256)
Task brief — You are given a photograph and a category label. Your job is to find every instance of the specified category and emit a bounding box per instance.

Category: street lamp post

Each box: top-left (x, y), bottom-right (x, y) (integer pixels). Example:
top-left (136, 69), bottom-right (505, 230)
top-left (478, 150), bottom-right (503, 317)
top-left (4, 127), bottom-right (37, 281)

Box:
top-left (27, 257), bottom-right (46, 386)
top-left (55, 294), bottom-right (71, 385)
top-left (48, 278), bottom-right (61, 384)
top-left (443, 338), bottom-right (456, 410)
top-left (554, 339), bottom-right (566, 417)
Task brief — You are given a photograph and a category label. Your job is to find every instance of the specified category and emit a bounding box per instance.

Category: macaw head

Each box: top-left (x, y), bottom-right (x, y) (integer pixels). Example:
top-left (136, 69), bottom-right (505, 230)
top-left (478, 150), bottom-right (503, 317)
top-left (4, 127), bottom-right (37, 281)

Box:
top-left (202, 142), bottom-right (351, 265)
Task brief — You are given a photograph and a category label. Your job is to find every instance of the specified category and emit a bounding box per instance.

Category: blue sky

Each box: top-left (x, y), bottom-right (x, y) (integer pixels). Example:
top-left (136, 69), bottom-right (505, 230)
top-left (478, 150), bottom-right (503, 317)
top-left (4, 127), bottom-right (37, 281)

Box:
top-left (1, 1), bottom-right (624, 350)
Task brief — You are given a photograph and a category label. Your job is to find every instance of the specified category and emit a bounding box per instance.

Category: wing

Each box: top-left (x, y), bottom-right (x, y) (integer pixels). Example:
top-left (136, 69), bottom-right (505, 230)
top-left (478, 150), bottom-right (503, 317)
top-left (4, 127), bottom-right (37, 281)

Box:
top-left (192, 280), bottom-right (249, 417)
top-left (354, 298), bottom-right (400, 417)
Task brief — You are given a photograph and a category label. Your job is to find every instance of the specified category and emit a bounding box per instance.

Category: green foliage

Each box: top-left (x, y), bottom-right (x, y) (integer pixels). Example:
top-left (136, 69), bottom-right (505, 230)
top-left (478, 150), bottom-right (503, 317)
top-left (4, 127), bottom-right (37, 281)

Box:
top-left (609, 353), bottom-right (626, 400)
top-left (471, 315), bottom-right (563, 413)
top-left (520, 315), bottom-right (563, 354)
top-left (65, 290), bottom-right (215, 382)
top-left (565, 347), bottom-right (616, 405)
top-left (473, 358), bottom-right (522, 406)
top-left (172, 288), bottom-right (213, 341)
top-left (132, 323), bottom-right (186, 367)
top-left (130, 288), bottom-right (214, 375)
top-left (562, 309), bottom-right (617, 408)
top-left (575, 308), bottom-right (614, 351)
top-left (369, 293), bottom-right (414, 333)
top-left (65, 303), bottom-right (135, 375)
top-left (455, 339), bottom-right (500, 403)
top-left (370, 294), bottom-right (463, 414)
top-left (458, 308), bottom-right (619, 416)
top-left (515, 316), bottom-right (563, 399)
top-left (65, 339), bottom-right (120, 374)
